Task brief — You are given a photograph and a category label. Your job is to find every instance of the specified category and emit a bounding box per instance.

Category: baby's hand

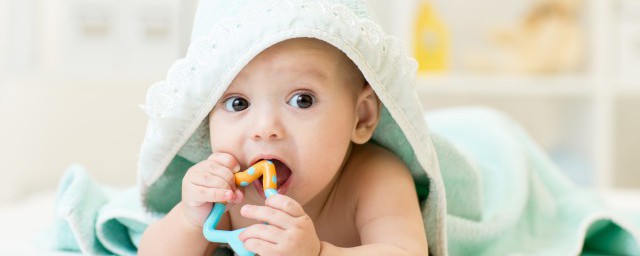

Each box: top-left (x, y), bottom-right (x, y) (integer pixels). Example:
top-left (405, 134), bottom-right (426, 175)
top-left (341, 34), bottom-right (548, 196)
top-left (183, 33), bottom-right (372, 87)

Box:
top-left (181, 152), bottom-right (244, 228)
top-left (239, 194), bottom-right (321, 256)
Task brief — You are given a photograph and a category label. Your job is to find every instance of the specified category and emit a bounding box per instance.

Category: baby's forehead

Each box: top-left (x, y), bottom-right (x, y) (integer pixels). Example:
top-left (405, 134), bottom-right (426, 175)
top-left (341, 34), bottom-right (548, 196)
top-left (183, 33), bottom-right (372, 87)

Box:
top-left (270, 38), bottom-right (345, 56)
top-left (239, 38), bottom-right (364, 83)
top-left (264, 38), bottom-right (352, 68)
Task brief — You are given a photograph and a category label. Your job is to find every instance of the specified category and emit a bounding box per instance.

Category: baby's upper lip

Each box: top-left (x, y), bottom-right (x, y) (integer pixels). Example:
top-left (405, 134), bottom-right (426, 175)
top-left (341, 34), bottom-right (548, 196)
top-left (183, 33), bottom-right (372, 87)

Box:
top-left (249, 154), bottom-right (289, 169)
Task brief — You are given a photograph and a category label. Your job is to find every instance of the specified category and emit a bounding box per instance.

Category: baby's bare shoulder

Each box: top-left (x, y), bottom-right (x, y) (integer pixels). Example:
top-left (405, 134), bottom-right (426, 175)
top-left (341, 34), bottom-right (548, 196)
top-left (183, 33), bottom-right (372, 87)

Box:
top-left (340, 144), bottom-right (427, 252)
top-left (341, 143), bottom-right (413, 193)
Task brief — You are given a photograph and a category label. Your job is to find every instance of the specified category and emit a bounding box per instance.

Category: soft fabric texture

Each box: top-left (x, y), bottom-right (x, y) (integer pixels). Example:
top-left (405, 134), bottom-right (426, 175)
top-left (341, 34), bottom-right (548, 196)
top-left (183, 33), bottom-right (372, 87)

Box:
top-left (429, 107), bottom-right (640, 255)
top-left (47, 165), bottom-right (234, 255)
top-left (48, 166), bottom-right (148, 255)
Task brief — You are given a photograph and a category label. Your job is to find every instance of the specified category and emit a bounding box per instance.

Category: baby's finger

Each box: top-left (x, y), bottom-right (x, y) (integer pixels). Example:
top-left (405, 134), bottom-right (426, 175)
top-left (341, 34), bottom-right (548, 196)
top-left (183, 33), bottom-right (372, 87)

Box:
top-left (239, 224), bottom-right (283, 244)
top-left (184, 185), bottom-right (234, 206)
top-left (201, 162), bottom-right (236, 189)
top-left (243, 238), bottom-right (278, 256)
top-left (190, 170), bottom-right (232, 190)
top-left (240, 204), bottom-right (294, 230)
top-left (208, 152), bottom-right (241, 173)
top-left (186, 161), bottom-right (234, 190)
top-left (265, 194), bottom-right (305, 217)
top-left (230, 188), bottom-right (245, 205)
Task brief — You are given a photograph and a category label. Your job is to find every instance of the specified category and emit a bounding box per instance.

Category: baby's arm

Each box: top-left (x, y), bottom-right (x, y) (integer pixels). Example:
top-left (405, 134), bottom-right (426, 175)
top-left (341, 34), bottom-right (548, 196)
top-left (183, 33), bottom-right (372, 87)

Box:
top-left (138, 202), bottom-right (226, 255)
top-left (138, 153), bottom-right (243, 255)
top-left (324, 149), bottom-right (428, 255)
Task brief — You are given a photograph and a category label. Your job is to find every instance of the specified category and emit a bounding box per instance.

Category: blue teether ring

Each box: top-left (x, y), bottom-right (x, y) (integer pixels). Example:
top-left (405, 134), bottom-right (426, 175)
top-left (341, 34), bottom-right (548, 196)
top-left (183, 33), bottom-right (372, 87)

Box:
top-left (203, 160), bottom-right (278, 256)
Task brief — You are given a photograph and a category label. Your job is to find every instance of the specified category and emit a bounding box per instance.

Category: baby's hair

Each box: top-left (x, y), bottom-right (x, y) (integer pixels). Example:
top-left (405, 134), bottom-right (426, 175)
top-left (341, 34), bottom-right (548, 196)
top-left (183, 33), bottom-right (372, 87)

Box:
top-left (285, 37), bottom-right (368, 94)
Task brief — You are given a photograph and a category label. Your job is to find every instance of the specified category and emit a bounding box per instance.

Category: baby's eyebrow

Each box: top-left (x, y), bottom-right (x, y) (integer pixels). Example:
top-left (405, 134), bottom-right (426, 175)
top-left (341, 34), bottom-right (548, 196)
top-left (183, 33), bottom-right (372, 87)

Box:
top-left (290, 66), bottom-right (328, 80)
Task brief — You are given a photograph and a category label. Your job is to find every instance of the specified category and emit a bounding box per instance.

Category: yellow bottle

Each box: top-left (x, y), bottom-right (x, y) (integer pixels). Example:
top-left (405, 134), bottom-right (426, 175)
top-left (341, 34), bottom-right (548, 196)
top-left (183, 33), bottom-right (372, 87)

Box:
top-left (413, 1), bottom-right (449, 72)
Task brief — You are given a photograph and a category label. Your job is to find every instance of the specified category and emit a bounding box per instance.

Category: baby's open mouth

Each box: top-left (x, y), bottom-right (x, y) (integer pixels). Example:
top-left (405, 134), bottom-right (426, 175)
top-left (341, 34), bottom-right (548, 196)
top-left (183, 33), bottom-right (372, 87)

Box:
top-left (253, 159), bottom-right (292, 189)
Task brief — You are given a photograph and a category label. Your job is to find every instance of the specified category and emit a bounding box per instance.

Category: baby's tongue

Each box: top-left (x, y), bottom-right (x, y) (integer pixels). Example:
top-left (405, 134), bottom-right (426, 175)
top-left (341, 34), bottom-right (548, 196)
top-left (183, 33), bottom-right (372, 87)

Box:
top-left (272, 160), bottom-right (291, 187)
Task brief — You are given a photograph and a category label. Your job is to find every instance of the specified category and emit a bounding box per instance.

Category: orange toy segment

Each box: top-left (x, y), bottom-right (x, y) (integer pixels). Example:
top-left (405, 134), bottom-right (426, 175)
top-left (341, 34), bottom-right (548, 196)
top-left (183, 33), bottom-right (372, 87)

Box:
top-left (234, 160), bottom-right (277, 190)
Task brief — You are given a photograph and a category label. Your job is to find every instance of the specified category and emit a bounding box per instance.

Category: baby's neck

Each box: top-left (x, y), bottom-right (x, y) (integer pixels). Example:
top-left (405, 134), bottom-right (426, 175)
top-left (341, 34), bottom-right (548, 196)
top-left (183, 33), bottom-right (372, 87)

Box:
top-left (302, 144), bottom-right (354, 220)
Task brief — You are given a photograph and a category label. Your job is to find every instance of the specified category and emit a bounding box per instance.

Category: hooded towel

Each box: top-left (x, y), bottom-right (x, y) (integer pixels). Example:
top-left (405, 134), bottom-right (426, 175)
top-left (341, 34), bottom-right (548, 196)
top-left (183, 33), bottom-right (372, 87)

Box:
top-left (136, 0), bottom-right (447, 254)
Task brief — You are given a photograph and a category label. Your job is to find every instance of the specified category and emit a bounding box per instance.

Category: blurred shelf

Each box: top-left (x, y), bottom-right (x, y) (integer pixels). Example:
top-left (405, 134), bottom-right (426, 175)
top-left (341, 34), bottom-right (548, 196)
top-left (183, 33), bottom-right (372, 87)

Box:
top-left (416, 74), bottom-right (594, 98)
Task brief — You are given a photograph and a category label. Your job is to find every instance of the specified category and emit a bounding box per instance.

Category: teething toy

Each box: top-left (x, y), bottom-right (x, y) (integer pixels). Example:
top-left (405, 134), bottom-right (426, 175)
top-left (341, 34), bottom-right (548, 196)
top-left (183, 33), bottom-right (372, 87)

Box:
top-left (203, 160), bottom-right (278, 256)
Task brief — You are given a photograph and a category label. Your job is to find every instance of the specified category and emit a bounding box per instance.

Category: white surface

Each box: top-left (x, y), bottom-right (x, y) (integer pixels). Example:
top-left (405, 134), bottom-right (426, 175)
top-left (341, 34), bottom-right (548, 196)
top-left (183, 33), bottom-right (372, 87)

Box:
top-left (0, 79), bottom-right (144, 204)
top-left (0, 192), bottom-right (75, 255)
top-left (601, 189), bottom-right (640, 212)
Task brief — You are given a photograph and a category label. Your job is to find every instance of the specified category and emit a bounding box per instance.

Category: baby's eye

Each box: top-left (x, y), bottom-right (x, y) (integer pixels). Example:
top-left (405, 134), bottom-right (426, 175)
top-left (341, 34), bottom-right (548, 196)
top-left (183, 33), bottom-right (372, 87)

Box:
top-left (223, 96), bottom-right (250, 112)
top-left (287, 92), bottom-right (316, 109)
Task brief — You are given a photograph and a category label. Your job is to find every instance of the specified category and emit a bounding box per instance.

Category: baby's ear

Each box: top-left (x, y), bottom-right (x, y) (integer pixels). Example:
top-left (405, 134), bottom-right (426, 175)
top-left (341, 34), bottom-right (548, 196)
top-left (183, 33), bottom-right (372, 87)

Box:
top-left (352, 84), bottom-right (381, 144)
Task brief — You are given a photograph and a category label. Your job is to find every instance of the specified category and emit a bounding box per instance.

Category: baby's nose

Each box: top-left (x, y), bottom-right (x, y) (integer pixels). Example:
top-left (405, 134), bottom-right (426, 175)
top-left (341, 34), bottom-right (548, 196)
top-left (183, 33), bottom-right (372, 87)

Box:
top-left (251, 113), bottom-right (284, 141)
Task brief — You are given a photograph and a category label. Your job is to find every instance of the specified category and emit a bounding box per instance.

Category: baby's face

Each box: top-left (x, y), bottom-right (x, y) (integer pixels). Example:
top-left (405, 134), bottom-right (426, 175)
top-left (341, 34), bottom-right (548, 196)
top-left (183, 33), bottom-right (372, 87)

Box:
top-left (208, 38), bottom-right (364, 205)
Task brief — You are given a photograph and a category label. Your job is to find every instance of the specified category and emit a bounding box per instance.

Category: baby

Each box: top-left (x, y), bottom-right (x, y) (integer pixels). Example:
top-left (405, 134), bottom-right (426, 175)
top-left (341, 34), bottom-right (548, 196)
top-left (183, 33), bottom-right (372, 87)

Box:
top-left (139, 37), bottom-right (428, 255)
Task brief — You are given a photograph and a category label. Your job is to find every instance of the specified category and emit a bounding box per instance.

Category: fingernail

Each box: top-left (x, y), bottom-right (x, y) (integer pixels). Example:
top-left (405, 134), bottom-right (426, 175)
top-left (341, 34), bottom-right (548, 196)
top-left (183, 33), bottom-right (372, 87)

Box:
top-left (225, 190), bottom-right (233, 198)
top-left (234, 165), bottom-right (240, 173)
top-left (241, 205), bottom-right (250, 214)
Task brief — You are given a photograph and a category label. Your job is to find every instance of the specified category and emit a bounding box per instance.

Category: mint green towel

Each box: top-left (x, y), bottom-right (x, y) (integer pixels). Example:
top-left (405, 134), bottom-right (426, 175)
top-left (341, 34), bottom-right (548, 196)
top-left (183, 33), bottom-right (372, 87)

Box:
top-left (429, 107), bottom-right (640, 255)
top-left (49, 165), bottom-right (149, 255)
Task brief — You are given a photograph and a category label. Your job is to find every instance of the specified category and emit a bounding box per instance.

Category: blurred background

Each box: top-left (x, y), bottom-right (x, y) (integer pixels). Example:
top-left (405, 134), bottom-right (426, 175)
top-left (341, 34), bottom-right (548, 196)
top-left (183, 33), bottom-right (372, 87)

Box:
top-left (1, 0), bottom-right (639, 205)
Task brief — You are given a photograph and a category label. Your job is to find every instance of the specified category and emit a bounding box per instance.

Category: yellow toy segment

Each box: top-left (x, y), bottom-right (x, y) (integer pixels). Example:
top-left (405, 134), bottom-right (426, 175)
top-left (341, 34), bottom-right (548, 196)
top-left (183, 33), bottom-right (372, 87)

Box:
top-left (234, 160), bottom-right (277, 190)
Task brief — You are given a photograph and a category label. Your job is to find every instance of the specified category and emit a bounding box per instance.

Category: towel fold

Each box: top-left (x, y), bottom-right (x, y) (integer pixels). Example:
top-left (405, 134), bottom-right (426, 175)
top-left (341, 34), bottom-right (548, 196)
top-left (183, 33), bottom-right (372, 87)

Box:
top-left (429, 107), bottom-right (640, 255)
top-left (49, 166), bottom-right (151, 255)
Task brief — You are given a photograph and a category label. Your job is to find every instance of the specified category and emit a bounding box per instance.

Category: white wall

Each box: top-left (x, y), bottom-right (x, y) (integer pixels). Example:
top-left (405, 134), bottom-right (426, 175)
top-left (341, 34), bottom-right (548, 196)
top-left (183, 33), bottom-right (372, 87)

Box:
top-left (0, 0), bottom-right (197, 203)
top-left (0, 79), bottom-right (149, 203)
top-left (0, 0), bottom-right (7, 74)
